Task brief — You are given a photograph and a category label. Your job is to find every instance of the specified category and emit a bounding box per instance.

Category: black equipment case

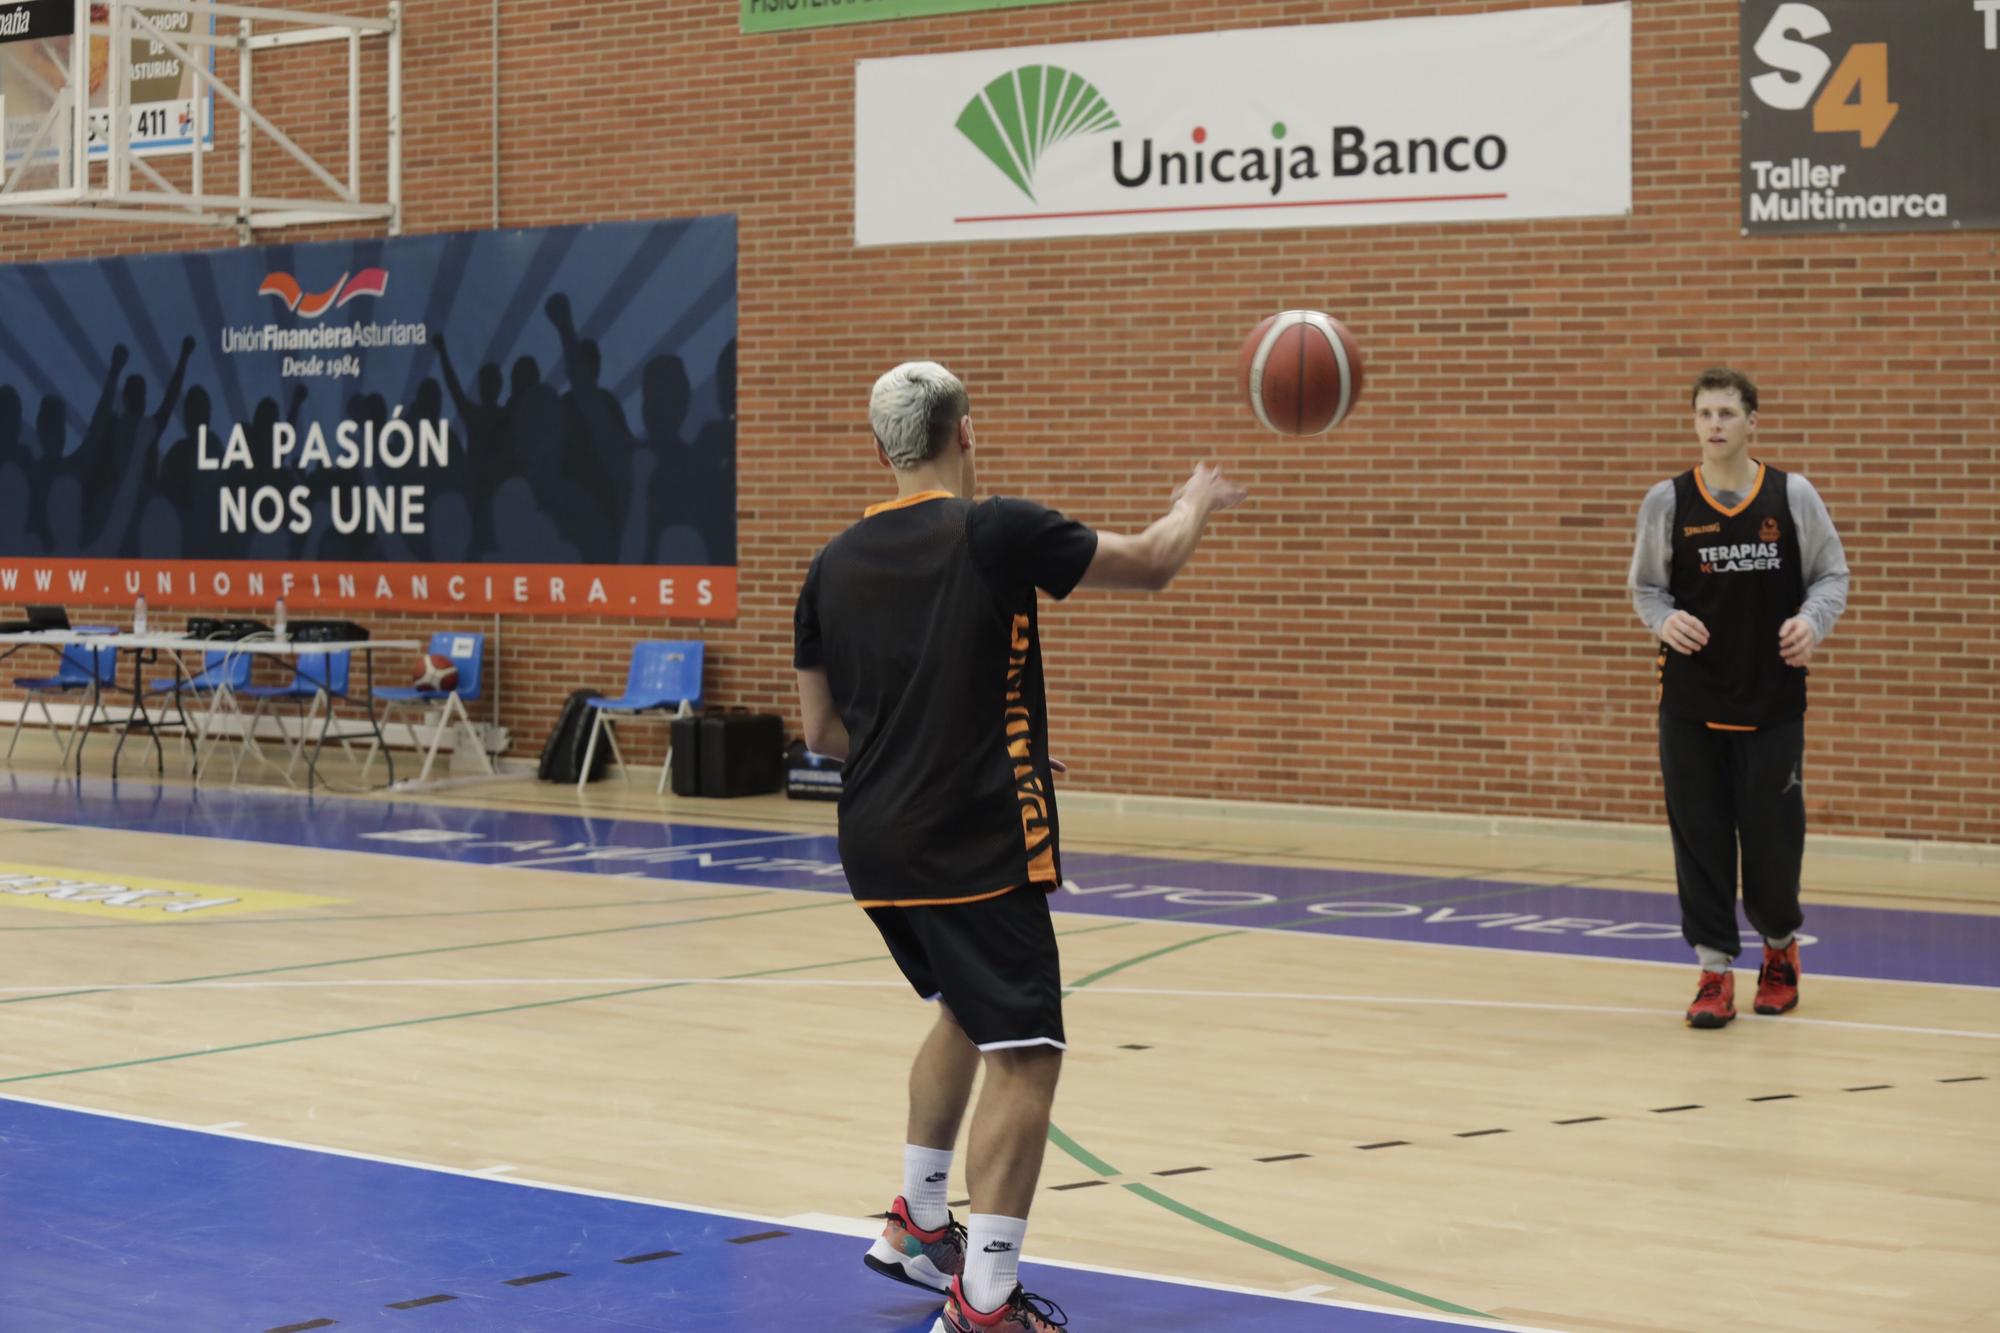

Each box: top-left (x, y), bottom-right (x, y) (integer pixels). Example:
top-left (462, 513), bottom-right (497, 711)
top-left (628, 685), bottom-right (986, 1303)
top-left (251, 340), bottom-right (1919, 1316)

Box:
top-left (696, 710), bottom-right (784, 797)
top-left (669, 712), bottom-right (704, 797)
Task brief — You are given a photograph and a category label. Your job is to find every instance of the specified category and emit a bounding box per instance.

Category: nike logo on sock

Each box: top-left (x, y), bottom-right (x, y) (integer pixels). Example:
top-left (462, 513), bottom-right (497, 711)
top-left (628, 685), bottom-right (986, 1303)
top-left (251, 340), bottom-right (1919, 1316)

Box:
top-left (925, 1172), bottom-right (948, 1183)
top-left (981, 1241), bottom-right (1016, 1253)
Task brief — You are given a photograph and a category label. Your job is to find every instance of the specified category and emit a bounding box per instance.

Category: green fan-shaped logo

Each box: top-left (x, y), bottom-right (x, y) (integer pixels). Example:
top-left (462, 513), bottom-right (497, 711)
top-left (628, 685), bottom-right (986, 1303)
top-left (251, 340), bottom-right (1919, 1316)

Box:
top-left (956, 65), bottom-right (1119, 203)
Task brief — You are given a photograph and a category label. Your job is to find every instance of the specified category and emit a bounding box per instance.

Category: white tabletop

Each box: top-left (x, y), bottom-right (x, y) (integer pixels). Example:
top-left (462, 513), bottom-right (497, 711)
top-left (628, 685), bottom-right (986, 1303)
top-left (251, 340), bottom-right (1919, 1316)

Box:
top-left (0, 632), bottom-right (423, 654)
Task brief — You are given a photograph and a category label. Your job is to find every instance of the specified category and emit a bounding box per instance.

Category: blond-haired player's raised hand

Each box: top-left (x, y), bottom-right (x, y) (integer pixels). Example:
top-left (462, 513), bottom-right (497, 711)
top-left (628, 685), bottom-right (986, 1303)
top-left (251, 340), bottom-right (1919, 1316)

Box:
top-left (1173, 462), bottom-right (1248, 515)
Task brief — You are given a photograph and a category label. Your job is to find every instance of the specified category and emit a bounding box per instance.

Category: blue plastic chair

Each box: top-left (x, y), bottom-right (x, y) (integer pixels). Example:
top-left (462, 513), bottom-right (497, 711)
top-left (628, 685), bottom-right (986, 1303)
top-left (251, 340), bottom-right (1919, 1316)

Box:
top-left (7, 629), bottom-right (119, 764)
top-left (579, 640), bottom-right (703, 793)
top-left (363, 631), bottom-right (492, 786)
top-left (147, 649), bottom-right (255, 698)
top-left (233, 649), bottom-right (352, 783)
top-left (145, 648), bottom-right (255, 763)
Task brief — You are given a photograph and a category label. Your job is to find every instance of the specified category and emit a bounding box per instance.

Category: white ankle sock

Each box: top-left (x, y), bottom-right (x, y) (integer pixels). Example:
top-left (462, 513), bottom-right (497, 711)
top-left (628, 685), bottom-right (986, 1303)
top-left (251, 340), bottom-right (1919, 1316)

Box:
top-left (903, 1144), bottom-right (954, 1231)
top-left (1696, 945), bottom-right (1733, 973)
top-left (1764, 933), bottom-right (1795, 950)
top-left (962, 1213), bottom-right (1028, 1313)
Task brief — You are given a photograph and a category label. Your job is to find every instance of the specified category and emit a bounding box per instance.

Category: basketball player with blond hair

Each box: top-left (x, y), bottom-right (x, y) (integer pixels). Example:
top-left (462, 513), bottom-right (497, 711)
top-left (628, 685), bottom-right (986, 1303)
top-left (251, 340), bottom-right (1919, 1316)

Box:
top-left (794, 361), bottom-right (1245, 1332)
top-left (1629, 367), bottom-right (1849, 1029)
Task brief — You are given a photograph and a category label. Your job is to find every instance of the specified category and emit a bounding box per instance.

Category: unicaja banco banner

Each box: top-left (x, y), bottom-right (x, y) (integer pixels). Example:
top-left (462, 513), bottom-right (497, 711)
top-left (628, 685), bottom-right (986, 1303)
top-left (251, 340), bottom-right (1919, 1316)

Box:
top-left (855, 4), bottom-right (1631, 246)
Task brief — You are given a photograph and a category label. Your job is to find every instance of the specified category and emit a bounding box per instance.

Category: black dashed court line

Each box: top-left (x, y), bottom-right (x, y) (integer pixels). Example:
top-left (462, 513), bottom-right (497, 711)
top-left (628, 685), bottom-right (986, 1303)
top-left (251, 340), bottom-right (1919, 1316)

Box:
top-left (726, 1230), bottom-right (788, 1245)
top-left (268, 1322), bottom-right (337, 1332)
top-left (386, 1294), bottom-right (455, 1310)
top-left (615, 1249), bottom-right (681, 1264)
top-left (1036, 1071), bottom-right (1966, 1198)
top-left (502, 1271), bottom-right (569, 1286)
top-left (1118, 1044), bottom-right (1152, 1050)
top-left (949, 1197), bottom-right (971, 1208)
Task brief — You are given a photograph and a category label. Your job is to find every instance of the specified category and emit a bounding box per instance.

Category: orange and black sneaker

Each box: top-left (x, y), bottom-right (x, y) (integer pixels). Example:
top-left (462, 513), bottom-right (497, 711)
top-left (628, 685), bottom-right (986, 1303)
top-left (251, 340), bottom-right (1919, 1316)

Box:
top-left (933, 1276), bottom-right (1069, 1332)
top-left (1686, 969), bottom-right (1736, 1029)
top-left (1755, 940), bottom-right (1801, 1015)
top-left (863, 1195), bottom-right (965, 1294)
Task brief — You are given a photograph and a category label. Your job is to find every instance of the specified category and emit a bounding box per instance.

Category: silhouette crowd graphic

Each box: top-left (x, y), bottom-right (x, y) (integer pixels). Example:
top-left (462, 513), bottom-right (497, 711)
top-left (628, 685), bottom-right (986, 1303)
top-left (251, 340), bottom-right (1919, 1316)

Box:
top-left (0, 292), bottom-right (737, 570)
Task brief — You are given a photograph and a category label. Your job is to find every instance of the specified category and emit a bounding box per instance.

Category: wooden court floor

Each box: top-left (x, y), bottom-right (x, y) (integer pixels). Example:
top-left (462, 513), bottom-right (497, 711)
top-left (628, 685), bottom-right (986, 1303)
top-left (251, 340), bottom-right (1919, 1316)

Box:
top-left (1, 736), bottom-right (1995, 1332)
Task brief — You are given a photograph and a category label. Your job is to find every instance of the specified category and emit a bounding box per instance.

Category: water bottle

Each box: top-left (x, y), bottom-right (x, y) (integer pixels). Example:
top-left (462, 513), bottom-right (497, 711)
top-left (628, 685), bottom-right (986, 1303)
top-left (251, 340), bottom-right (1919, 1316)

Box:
top-left (133, 596), bottom-right (148, 635)
top-left (274, 598), bottom-right (287, 641)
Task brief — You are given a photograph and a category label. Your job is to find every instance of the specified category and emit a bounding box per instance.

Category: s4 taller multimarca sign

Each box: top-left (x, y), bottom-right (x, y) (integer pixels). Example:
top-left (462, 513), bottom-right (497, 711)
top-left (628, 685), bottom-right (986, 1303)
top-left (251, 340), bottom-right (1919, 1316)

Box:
top-left (1742, 0), bottom-right (2000, 233)
top-left (854, 5), bottom-right (1631, 246)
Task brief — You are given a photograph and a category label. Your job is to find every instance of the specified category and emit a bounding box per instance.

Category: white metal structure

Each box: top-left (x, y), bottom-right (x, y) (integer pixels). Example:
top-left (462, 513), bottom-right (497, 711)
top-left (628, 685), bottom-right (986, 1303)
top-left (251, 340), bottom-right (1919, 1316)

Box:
top-left (0, 0), bottom-right (400, 238)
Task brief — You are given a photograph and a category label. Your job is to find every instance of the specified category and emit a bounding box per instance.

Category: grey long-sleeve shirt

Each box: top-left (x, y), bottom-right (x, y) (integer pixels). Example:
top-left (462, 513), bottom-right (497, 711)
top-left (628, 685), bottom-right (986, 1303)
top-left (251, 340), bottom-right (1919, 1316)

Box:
top-left (1628, 470), bottom-right (1850, 642)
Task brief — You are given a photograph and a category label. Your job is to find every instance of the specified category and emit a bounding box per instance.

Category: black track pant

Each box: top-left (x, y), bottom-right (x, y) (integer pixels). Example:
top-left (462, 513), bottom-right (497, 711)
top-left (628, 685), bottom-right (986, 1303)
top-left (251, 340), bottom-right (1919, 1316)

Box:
top-left (1658, 713), bottom-right (1806, 959)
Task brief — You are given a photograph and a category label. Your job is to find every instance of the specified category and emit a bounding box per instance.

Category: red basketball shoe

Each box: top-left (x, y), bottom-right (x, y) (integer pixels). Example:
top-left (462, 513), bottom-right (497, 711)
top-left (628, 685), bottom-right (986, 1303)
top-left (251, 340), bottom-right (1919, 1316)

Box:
top-left (1686, 969), bottom-right (1736, 1029)
top-left (1755, 940), bottom-right (1801, 1015)
top-left (934, 1276), bottom-right (1069, 1332)
top-left (863, 1195), bottom-right (964, 1293)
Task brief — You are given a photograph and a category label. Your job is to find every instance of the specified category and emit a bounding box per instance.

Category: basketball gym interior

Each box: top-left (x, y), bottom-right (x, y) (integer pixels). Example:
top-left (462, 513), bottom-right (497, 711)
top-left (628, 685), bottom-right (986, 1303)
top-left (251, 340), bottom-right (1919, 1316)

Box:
top-left (0, 2), bottom-right (1993, 1331)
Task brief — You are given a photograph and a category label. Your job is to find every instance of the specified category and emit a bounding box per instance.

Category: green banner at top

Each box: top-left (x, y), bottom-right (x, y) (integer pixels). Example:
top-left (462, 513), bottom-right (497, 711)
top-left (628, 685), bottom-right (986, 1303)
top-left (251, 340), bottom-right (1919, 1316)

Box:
top-left (744, 0), bottom-right (1096, 34)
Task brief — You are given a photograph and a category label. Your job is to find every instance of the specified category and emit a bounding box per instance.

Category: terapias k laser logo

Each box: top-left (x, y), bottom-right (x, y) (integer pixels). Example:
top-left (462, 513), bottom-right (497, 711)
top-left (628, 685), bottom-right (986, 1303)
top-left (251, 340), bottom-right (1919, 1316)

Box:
top-left (258, 267), bottom-right (390, 319)
top-left (956, 65), bottom-right (1118, 203)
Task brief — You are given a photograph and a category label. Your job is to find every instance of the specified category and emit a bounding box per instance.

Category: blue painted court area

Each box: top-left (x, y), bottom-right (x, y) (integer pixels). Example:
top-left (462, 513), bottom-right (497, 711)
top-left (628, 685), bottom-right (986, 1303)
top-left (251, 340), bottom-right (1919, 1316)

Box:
top-left (0, 1096), bottom-right (1495, 1332)
top-left (4, 775), bottom-right (1998, 988)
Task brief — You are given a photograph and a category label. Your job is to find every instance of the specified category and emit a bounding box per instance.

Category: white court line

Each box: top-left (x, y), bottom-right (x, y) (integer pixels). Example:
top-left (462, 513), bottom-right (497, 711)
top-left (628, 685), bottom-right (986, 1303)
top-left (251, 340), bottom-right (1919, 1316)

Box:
top-left (0, 1092), bottom-right (1565, 1332)
top-left (470, 870), bottom-right (2000, 996)
top-left (1072, 906), bottom-right (2000, 993)
top-left (202, 1120), bottom-right (247, 1131)
top-left (0, 977), bottom-right (911, 993)
top-left (13, 817), bottom-right (1996, 996)
top-left (5, 976), bottom-right (1996, 1041)
top-left (497, 830), bottom-right (815, 870)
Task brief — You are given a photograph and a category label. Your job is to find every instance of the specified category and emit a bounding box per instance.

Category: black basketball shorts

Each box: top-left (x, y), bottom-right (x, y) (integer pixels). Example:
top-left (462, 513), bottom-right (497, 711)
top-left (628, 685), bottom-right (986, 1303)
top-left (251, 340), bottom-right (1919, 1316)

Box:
top-left (863, 886), bottom-right (1066, 1050)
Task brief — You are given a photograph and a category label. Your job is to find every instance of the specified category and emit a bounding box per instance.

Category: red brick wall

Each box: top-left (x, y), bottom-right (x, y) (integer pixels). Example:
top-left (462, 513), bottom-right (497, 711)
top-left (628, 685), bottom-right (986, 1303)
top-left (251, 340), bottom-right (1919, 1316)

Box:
top-left (4, 0), bottom-right (1996, 843)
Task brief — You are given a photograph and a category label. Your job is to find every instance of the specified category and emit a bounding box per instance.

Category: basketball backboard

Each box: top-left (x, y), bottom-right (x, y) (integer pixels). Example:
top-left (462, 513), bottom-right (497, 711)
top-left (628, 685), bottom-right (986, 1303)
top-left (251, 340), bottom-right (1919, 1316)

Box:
top-left (0, 0), bottom-right (398, 236)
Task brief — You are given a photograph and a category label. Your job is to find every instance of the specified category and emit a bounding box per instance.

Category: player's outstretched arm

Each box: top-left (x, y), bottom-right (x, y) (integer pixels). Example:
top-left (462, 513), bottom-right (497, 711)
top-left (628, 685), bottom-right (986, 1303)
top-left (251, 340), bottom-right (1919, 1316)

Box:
top-left (795, 667), bottom-right (850, 760)
top-left (1078, 463), bottom-right (1247, 592)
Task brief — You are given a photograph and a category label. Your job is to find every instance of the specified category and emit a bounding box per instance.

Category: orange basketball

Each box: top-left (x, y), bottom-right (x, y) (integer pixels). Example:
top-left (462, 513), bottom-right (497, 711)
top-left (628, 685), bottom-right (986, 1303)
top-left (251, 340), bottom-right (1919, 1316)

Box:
top-left (1238, 310), bottom-right (1365, 435)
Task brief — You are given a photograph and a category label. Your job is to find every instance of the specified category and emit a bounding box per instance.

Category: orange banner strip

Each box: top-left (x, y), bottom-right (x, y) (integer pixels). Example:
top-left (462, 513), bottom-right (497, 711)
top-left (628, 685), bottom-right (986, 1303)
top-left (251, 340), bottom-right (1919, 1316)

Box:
top-left (0, 559), bottom-right (737, 619)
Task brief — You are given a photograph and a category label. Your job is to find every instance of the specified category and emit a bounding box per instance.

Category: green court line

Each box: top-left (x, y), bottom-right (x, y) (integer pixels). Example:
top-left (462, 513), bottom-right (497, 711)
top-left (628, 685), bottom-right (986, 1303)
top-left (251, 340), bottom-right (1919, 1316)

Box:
top-left (0, 894), bottom-right (1488, 1315)
top-left (0, 950), bottom-right (891, 1087)
top-left (1065, 930), bottom-right (1242, 990)
top-left (1124, 1182), bottom-right (1490, 1317)
top-left (0, 835), bottom-right (1557, 1314)
top-left (1043, 1121), bottom-right (1121, 1178)
top-left (1052, 928), bottom-right (1495, 1319)
top-left (0, 896), bottom-right (844, 1008)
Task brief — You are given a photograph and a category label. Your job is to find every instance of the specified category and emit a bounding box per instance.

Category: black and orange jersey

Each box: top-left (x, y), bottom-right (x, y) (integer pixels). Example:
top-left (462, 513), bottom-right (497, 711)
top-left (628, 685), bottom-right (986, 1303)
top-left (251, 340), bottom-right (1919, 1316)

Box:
top-left (793, 492), bottom-right (1098, 906)
top-left (1659, 463), bottom-right (1807, 728)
